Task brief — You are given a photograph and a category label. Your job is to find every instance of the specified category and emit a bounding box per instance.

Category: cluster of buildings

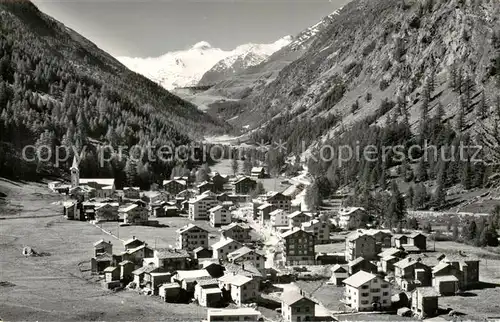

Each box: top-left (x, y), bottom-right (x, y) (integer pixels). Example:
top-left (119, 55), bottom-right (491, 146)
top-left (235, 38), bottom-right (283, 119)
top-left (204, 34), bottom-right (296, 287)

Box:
top-left (334, 228), bottom-right (480, 318)
top-left (90, 221), bottom-right (321, 322)
top-left (55, 159), bottom-right (487, 321)
top-left (57, 158), bottom-right (269, 228)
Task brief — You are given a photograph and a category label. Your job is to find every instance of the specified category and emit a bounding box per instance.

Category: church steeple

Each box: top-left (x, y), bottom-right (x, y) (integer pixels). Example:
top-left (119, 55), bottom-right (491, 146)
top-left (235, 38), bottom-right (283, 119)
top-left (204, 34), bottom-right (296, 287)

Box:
top-left (70, 156), bottom-right (79, 188)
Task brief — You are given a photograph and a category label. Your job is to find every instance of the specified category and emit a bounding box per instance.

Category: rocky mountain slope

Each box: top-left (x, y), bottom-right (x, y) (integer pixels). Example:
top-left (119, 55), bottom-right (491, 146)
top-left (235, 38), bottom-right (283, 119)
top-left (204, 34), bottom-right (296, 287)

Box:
top-left (197, 36), bottom-right (292, 86)
top-left (118, 37), bottom-right (291, 90)
top-left (0, 0), bottom-right (227, 182)
top-left (217, 0), bottom-right (500, 142)
top-left (199, 9), bottom-right (343, 100)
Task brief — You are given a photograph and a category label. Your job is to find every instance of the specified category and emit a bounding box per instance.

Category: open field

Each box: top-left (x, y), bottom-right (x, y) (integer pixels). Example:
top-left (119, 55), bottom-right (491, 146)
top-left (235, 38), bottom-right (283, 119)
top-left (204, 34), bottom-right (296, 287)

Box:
top-left (98, 217), bottom-right (222, 250)
top-left (210, 159), bottom-right (291, 193)
top-left (0, 179), bottom-right (207, 321)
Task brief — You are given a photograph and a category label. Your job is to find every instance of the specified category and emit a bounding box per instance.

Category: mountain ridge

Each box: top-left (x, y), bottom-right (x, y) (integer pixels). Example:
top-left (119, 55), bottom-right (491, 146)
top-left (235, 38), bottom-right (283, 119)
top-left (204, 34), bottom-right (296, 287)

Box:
top-left (117, 36), bottom-right (292, 90)
top-left (0, 0), bottom-right (228, 184)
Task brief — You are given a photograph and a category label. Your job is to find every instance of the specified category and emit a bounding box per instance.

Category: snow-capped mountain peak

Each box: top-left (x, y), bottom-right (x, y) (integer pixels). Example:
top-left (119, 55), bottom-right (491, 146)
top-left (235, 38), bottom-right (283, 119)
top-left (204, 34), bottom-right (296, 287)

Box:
top-left (191, 41), bottom-right (212, 50)
top-left (117, 36), bottom-right (292, 90)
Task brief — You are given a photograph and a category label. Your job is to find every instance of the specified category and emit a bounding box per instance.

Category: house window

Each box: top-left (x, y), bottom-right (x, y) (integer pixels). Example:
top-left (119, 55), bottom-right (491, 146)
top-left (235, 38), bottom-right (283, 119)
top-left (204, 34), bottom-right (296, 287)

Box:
top-left (361, 293), bottom-right (369, 297)
top-left (296, 308), bottom-right (301, 313)
top-left (361, 285), bottom-right (369, 289)
top-left (381, 284), bottom-right (388, 288)
top-left (383, 292), bottom-right (389, 296)
top-left (361, 300), bottom-right (369, 305)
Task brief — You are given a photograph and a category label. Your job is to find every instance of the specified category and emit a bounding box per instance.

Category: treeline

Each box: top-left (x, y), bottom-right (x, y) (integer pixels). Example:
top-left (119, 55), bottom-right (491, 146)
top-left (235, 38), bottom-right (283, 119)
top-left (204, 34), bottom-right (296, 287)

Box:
top-left (443, 210), bottom-right (500, 247)
top-left (0, 1), bottom-right (227, 187)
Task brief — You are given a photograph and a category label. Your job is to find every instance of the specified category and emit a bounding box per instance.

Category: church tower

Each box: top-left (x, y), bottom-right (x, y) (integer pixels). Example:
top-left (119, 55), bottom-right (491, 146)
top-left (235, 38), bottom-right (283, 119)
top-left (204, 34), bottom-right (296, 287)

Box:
top-left (70, 156), bottom-right (79, 188)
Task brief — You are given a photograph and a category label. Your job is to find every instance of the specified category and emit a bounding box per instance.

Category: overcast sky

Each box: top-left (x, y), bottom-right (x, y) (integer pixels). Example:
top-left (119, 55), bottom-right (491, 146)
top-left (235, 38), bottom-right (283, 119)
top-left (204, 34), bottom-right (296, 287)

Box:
top-left (32, 0), bottom-right (350, 57)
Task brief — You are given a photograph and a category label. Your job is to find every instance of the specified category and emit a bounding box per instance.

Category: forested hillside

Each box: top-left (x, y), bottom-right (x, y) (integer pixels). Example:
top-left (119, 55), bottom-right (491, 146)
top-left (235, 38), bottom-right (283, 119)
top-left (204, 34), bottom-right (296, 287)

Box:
top-left (0, 1), bottom-right (228, 186)
top-left (229, 0), bottom-right (500, 216)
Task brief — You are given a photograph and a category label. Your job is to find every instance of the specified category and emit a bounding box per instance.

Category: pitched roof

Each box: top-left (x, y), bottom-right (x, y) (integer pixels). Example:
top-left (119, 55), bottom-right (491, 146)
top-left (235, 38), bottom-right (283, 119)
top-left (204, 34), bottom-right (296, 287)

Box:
top-left (196, 278), bottom-right (219, 287)
top-left (221, 222), bottom-right (250, 231)
top-left (218, 274), bottom-right (253, 286)
top-left (159, 282), bottom-right (181, 290)
top-left (394, 257), bottom-right (424, 269)
top-left (79, 178), bottom-right (115, 186)
top-left (257, 203), bottom-right (273, 210)
top-left (227, 246), bottom-right (253, 260)
top-left (163, 179), bottom-right (187, 186)
top-left (209, 205), bottom-right (224, 212)
top-left (154, 248), bottom-right (190, 259)
top-left (346, 230), bottom-right (376, 241)
top-left (208, 308), bottom-right (261, 317)
top-left (234, 176), bottom-right (256, 184)
top-left (174, 269), bottom-right (211, 281)
top-left (343, 270), bottom-right (377, 288)
top-left (432, 262), bottom-right (451, 274)
top-left (224, 262), bottom-right (262, 278)
top-left (119, 260), bottom-right (133, 266)
top-left (414, 286), bottom-right (439, 297)
top-left (126, 244), bottom-right (152, 255)
top-left (93, 239), bottom-right (111, 247)
top-left (227, 246), bottom-right (265, 261)
top-left (281, 291), bottom-right (316, 306)
top-left (348, 257), bottom-right (374, 267)
top-left (331, 264), bottom-right (348, 273)
top-left (205, 287), bottom-right (222, 294)
top-left (212, 238), bottom-right (240, 250)
top-left (103, 266), bottom-right (118, 272)
top-left (378, 248), bottom-right (403, 258)
top-left (132, 264), bottom-right (158, 275)
top-left (287, 211), bottom-right (311, 219)
top-left (401, 244), bottom-right (421, 252)
top-left (434, 275), bottom-right (459, 282)
top-left (281, 228), bottom-right (310, 239)
top-left (118, 203), bottom-right (139, 213)
top-left (123, 237), bottom-right (144, 246)
top-left (441, 253), bottom-right (480, 263)
top-left (409, 232), bottom-right (426, 239)
top-left (176, 223), bottom-right (207, 234)
top-left (338, 207), bottom-right (365, 216)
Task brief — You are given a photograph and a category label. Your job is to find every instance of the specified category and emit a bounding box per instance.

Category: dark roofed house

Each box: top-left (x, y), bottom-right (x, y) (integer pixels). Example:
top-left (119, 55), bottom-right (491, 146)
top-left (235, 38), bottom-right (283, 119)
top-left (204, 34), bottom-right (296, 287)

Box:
top-left (251, 167), bottom-right (267, 179)
top-left (440, 253), bottom-right (480, 290)
top-left (198, 181), bottom-right (215, 194)
top-left (233, 177), bottom-right (257, 195)
top-left (132, 264), bottom-right (159, 288)
top-left (163, 179), bottom-right (187, 196)
top-left (104, 266), bottom-right (120, 283)
top-left (94, 239), bottom-right (113, 257)
top-left (119, 260), bottom-right (135, 283)
top-left (211, 173), bottom-right (227, 193)
top-left (91, 253), bottom-right (112, 274)
top-left (153, 248), bottom-right (191, 271)
top-left (392, 234), bottom-right (408, 248)
top-left (406, 232), bottom-right (427, 251)
top-left (193, 247), bottom-right (213, 260)
top-left (411, 287), bottom-right (439, 318)
top-left (123, 236), bottom-right (145, 250)
top-left (220, 223), bottom-right (252, 243)
top-left (348, 257), bottom-right (377, 275)
top-left (330, 264), bottom-right (349, 285)
top-left (394, 257), bottom-right (432, 291)
top-left (194, 279), bottom-right (222, 307)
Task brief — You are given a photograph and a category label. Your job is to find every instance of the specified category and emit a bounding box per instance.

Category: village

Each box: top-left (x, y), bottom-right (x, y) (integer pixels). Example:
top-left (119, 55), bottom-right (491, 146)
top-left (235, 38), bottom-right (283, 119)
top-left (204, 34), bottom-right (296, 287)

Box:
top-left (43, 157), bottom-right (499, 322)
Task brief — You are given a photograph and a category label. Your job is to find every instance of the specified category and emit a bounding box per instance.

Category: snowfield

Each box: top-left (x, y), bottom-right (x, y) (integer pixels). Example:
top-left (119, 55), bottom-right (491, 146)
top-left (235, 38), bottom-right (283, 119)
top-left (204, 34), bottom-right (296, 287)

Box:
top-left (117, 37), bottom-right (291, 90)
